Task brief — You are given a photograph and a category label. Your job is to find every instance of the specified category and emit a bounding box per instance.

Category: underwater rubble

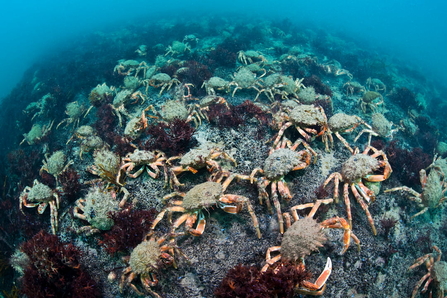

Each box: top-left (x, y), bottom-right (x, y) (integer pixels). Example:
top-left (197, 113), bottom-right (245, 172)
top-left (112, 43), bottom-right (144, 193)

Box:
top-left (1, 12), bottom-right (447, 298)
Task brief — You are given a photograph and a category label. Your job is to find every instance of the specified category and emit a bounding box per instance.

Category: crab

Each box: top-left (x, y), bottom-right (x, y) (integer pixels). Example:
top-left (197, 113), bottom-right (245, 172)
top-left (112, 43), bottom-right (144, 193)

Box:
top-left (146, 73), bottom-right (180, 95)
top-left (319, 60), bottom-right (353, 80)
top-left (343, 81), bottom-right (366, 96)
top-left (119, 232), bottom-right (185, 298)
top-left (272, 103), bottom-right (330, 149)
top-left (385, 157), bottom-right (447, 219)
top-left (408, 245), bottom-right (447, 298)
top-left (354, 113), bottom-right (399, 146)
top-left (359, 91), bottom-right (384, 113)
top-left (135, 45), bottom-right (147, 56)
top-left (88, 83), bottom-right (115, 105)
top-left (201, 76), bottom-right (231, 96)
top-left (151, 174), bottom-right (261, 238)
top-left (19, 179), bottom-right (59, 234)
top-left (187, 95), bottom-right (230, 125)
top-left (182, 34), bottom-right (199, 44)
top-left (261, 199), bottom-right (360, 295)
top-left (164, 41), bottom-right (191, 56)
top-left (114, 60), bottom-right (149, 78)
top-left (116, 149), bottom-right (167, 186)
top-left (110, 90), bottom-right (147, 127)
top-left (238, 63), bottom-right (267, 77)
top-left (166, 145), bottom-right (237, 188)
top-left (327, 112), bottom-right (373, 153)
top-left (123, 106), bottom-right (157, 140)
top-left (20, 121), bottom-right (54, 145)
top-left (56, 101), bottom-right (88, 130)
top-left (228, 67), bottom-right (264, 97)
top-left (158, 99), bottom-right (205, 127)
top-left (73, 186), bottom-right (120, 235)
top-left (256, 73), bottom-right (305, 101)
top-left (237, 50), bottom-right (267, 65)
top-left (23, 93), bottom-right (55, 121)
top-left (39, 150), bottom-right (73, 182)
top-left (323, 146), bottom-right (393, 235)
top-left (366, 77), bottom-right (387, 93)
top-left (70, 127), bottom-right (106, 159)
top-left (250, 138), bottom-right (315, 234)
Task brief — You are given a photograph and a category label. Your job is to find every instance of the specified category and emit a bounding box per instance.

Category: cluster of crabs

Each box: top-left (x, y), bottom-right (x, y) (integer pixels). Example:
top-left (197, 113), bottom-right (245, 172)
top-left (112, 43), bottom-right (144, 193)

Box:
top-left (17, 35), bottom-right (447, 298)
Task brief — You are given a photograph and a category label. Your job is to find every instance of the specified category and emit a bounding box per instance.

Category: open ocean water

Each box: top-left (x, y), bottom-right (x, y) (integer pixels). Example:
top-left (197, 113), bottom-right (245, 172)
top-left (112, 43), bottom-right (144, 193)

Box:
top-left (0, 1), bottom-right (446, 297)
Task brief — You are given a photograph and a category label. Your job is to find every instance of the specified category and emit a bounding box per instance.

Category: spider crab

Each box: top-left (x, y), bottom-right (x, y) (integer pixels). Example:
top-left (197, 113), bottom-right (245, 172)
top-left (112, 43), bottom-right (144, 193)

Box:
top-left (20, 121), bottom-right (54, 145)
top-left (385, 156), bottom-right (446, 219)
top-left (39, 150), bottom-right (73, 183)
top-left (327, 112), bottom-right (373, 153)
top-left (114, 59), bottom-right (149, 78)
top-left (228, 67), bottom-right (264, 97)
top-left (119, 231), bottom-right (186, 298)
top-left (250, 137), bottom-right (316, 234)
top-left (146, 73), bottom-right (180, 95)
top-left (366, 77), bottom-right (387, 93)
top-left (272, 103), bottom-right (330, 150)
top-left (237, 50), bottom-right (267, 65)
top-left (19, 179), bottom-right (60, 234)
top-left (116, 149), bottom-right (168, 186)
top-left (56, 101), bottom-right (88, 130)
top-left (262, 199), bottom-right (360, 295)
top-left (164, 41), bottom-right (191, 56)
top-left (201, 77), bottom-right (231, 96)
top-left (151, 173), bottom-right (261, 238)
top-left (359, 91), bottom-right (384, 113)
top-left (166, 145), bottom-right (237, 188)
top-left (256, 73), bottom-right (305, 102)
top-left (408, 245), bottom-right (447, 298)
top-left (73, 186), bottom-right (119, 235)
top-left (323, 146), bottom-right (392, 235)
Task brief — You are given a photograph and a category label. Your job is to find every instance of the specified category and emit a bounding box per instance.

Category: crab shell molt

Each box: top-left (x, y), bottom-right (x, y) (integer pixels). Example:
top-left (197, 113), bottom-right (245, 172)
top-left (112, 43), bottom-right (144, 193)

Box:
top-left (181, 182), bottom-right (223, 210)
top-left (263, 149), bottom-right (309, 180)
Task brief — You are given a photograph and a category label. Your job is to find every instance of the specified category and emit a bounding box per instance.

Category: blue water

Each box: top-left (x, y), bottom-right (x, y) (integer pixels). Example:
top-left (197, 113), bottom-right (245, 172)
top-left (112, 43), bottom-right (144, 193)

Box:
top-left (0, 0), bottom-right (446, 100)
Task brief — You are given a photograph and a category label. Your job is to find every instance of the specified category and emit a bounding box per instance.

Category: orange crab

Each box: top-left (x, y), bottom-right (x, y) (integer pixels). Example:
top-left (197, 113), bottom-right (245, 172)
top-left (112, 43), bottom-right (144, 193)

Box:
top-left (262, 199), bottom-right (360, 295)
top-left (250, 138), bottom-right (316, 234)
top-left (116, 149), bottom-right (167, 185)
top-left (323, 146), bottom-right (392, 235)
top-left (151, 172), bottom-right (261, 238)
top-left (272, 103), bottom-right (330, 150)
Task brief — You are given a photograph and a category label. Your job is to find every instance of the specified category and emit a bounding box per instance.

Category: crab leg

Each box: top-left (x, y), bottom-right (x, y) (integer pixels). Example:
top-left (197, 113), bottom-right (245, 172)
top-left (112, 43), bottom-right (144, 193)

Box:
top-left (186, 212), bottom-right (206, 236)
top-left (49, 201), bottom-right (58, 234)
top-left (351, 184), bottom-right (377, 235)
top-left (410, 273), bottom-right (431, 298)
top-left (334, 131), bottom-right (354, 154)
top-left (219, 195), bottom-right (261, 238)
top-left (323, 172), bottom-right (342, 203)
top-left (271, 181), bottom-right (285, 234)
top-left (321, 217), bottom-right (361, 254)
top-left (277, 180), bottom-right (292, 200)
top-left (273, 121), bottom-right (294, 147)
top-left (297, 257), bottom-right (332, 295)
top-left (261, 246), bottom-right (282, 272)
top-left (343, 183), bottom-right (352, 228)
top-left (355, 181), bottom-right (376, 203)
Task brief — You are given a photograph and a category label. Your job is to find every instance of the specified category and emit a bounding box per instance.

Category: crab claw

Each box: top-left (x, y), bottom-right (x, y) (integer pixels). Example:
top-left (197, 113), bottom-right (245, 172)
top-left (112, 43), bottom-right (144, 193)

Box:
top-left (297, 257), bottom-right (332, 295)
